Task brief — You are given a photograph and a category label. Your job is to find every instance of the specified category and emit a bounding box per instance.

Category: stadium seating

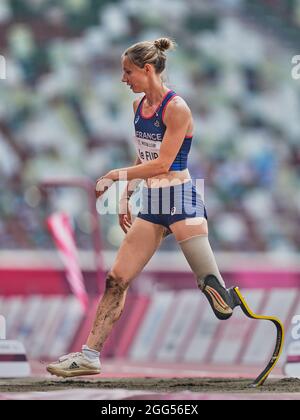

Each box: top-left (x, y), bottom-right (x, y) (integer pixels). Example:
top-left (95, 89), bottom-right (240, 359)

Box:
top-left (0, 0), bottom-right (299, 253)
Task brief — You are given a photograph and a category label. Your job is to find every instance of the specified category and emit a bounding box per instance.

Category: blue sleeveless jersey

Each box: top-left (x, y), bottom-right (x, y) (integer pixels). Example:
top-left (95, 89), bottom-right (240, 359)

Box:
top-left (134, 90), bottom-right (192, 171)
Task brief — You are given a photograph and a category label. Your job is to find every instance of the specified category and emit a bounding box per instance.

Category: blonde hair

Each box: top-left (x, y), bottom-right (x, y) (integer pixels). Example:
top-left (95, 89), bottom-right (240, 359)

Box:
top-left (123, 37), bottom-right (176, 73)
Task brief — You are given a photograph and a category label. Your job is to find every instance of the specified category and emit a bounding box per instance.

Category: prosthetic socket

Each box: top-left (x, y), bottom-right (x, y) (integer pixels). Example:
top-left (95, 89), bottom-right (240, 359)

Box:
top-left (179, 235), bottom-right (239, 320)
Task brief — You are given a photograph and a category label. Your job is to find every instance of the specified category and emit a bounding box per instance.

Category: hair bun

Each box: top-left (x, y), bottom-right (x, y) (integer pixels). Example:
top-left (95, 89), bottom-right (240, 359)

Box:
top-left (154, 38), bottom-right (176, 52)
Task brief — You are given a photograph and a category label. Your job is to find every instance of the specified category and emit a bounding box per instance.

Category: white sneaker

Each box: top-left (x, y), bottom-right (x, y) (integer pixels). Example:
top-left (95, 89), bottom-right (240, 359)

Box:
top-left (46, 352), bottom-right (101, 378)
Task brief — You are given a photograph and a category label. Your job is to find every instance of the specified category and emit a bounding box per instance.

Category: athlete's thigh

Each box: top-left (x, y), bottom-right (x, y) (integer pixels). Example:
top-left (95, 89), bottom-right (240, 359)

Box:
top-left (169, 217), bottom-right (209, 242)
top-left (111, 217), bottom-right (166, 281)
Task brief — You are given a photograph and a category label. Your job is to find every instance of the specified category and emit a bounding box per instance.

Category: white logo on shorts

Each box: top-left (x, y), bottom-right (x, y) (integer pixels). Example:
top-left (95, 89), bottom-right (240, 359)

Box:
top-left (171, 206), bottom-right (176, 216)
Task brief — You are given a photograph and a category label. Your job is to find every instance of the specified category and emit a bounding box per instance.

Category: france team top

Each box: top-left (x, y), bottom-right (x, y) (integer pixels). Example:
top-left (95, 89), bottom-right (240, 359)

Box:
top-left (134, 90), bottom-right (192, 171)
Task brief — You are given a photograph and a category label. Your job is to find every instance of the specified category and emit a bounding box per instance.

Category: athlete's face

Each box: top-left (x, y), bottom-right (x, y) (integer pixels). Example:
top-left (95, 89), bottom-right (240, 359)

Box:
top-left (121, 55), bottom-right (150, 93)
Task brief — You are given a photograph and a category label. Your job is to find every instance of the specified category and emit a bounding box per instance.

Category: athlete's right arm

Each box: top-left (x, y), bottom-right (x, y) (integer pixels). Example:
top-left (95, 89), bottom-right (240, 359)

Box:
top-left (119, 155), bottom-right (141, 201)
top-left (118, 100), bottom-right (143, 233)
top-left (118, 155), bottom-right (142, 234)
top-left (120, 99), bottom-right (142, 202)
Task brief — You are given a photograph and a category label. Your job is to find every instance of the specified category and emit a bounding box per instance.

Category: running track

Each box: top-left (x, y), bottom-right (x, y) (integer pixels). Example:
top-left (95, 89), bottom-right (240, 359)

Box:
top-left (1, 360), bottom-right (300, 400)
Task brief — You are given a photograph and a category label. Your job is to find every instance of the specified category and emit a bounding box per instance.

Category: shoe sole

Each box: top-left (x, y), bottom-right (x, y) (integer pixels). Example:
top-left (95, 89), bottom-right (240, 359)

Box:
top-left (203, 275), bottom-right (235, 320)
top-left (205, 285), bottom-right (233, 319)
top-left (46, 366), bottom-right (101, 378)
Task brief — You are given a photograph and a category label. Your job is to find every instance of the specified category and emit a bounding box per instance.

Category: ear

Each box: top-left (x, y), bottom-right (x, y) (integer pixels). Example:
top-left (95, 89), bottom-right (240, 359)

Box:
top-left (144, 63), bottom-right (153, 74)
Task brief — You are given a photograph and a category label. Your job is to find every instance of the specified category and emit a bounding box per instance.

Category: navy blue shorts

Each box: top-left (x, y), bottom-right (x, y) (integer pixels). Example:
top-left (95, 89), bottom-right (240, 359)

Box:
top-left (137, 180), bottom-right (207, 233)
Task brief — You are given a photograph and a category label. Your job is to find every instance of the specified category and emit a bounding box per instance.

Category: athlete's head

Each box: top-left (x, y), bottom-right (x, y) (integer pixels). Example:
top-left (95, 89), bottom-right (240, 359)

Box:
top-left (121, 37), bottom-right (176, 93)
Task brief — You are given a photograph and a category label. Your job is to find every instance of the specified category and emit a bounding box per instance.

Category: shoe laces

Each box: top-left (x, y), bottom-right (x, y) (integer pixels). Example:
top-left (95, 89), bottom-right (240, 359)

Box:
top-left (58, 352), bottom-right (82, 362)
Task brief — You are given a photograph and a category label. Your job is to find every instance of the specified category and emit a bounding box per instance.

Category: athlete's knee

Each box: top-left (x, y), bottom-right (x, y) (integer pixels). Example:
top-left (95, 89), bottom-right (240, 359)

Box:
top-left (105, 270), bottom-right (131, 293)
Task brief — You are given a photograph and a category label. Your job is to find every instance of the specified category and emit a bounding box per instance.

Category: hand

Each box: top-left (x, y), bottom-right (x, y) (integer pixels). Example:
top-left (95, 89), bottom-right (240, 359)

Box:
top-left (95, 172), bottom-right (116, 199)
top-left (96, 171), bottom-right (118, 198)
top-left (118, 197), bottom-right (132, 234)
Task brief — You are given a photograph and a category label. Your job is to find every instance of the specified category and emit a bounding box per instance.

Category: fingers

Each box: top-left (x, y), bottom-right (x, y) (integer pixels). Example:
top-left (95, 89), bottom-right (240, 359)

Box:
top-left (119, 223), bottom-right (127, 234)
top-left (95, 190), bottom-right (104, 199)
top-left (119, 215), bottom-right (132, 234)
top-left (123, 216), bottom-right (132, 230)
top-left (95, 177), bottom-right (114, 198)
top-left (120, 222), bottom-right (129, 234)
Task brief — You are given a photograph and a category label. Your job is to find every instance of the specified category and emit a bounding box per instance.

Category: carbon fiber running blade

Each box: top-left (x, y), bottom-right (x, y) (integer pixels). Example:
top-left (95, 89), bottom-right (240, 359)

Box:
top-left (232, 287), bottom-right (285, 388)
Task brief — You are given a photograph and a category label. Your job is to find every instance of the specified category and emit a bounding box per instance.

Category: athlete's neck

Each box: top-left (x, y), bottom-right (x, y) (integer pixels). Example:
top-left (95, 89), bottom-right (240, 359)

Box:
top-left (144, 84), bottom-right (170, 107)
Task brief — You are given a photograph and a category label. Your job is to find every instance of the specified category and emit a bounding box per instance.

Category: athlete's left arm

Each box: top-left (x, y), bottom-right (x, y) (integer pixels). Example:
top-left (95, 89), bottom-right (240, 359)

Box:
top-left (157, 97), bottom-right (191, 169)
top-left (96, 99), bottom-right (190, 197)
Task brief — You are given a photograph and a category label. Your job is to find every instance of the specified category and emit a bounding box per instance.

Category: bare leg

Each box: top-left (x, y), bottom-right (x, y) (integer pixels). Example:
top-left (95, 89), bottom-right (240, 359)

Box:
top-left (86, 218), bottom-right (166, 351)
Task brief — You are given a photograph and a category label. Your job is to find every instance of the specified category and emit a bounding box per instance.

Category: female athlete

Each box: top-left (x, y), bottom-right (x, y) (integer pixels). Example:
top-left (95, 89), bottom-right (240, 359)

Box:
top-left (47, 37), bottom-right (239, 378)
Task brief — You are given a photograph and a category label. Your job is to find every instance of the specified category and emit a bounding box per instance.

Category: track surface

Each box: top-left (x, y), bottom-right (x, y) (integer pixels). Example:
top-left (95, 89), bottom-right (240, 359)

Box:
top-left (1, 376), bottom-right (300, 393)
top-left (0, 361), bottom-right (299, 399)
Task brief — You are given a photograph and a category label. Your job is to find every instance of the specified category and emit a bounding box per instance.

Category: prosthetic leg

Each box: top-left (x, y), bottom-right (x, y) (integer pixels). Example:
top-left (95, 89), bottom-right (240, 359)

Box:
top-left (179, 236), bottom-right (285, 387)
top-left (231, 287), bottom-right (284, 387)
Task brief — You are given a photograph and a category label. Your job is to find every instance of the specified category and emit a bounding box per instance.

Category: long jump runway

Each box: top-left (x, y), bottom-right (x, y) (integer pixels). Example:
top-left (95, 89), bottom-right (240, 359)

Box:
top-left (0, 360), bottom-right (300, 400)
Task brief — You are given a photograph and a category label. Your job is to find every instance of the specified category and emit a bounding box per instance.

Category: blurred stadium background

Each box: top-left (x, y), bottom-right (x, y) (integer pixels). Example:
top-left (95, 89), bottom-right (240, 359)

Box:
top-left (0, 0), bottom-right (299, 378)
